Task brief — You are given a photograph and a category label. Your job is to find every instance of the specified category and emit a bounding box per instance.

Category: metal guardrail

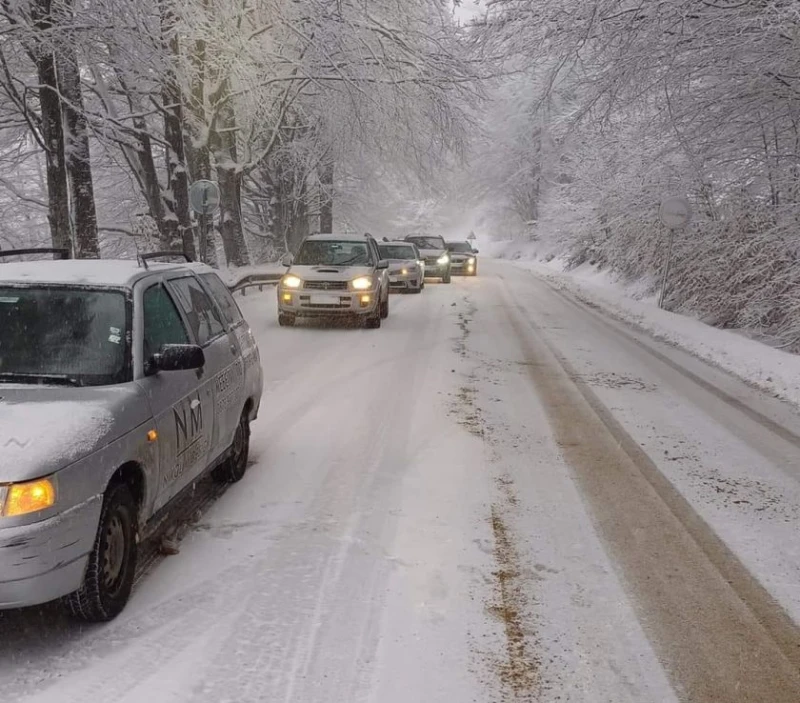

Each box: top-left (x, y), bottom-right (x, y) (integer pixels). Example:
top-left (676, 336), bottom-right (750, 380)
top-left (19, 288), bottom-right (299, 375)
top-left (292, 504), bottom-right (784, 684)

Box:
top-left (229, 271), bottom-right (282, 295)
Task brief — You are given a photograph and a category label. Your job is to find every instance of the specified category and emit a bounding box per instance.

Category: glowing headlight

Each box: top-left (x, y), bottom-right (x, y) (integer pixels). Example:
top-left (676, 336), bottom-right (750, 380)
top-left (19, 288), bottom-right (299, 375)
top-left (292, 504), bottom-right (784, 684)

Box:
top-left (401, 268), bottom-right (408, 275)
top-left (351, 276), bottom-right (373, 290)
top-left (468, 257), bottom-right (476, 264)
top-left (2, 477), bottom-right (56, 517)
top-left (282, 275), bottom-right (303, 289)
top-left (437, 254), bottom-right (450, 265)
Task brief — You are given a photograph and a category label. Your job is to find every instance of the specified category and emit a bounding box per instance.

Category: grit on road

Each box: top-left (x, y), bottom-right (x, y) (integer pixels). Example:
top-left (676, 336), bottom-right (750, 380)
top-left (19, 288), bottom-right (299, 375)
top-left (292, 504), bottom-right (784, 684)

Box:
top-left (1, 259), bottom-right (800, 703)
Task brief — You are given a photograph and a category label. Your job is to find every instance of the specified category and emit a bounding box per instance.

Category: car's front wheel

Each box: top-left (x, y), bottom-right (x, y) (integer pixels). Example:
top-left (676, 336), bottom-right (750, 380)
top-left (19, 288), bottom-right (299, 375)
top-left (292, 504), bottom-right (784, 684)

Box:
top-left (442, 269), bottom-right (451, 284)
top-left (278, 313), bottom-right (296, 327)
top-left (380, 292), bottom-right (390, 319)
top-left (65, 482), bottom-right (138, 622)
top-left (213, 411), bottom-right (251, 484)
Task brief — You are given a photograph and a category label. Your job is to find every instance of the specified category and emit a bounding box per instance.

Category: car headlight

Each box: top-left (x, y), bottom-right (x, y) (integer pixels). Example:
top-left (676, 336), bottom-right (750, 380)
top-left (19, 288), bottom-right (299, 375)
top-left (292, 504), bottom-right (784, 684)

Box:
top-left (401, 268), bottom-right (408, 275)
top-left (282, 275), bottom-right (303, 289)
top-left (351, 276), bottom-right (374, 290)
top-left (437, 254), bottom-right (449, 265)
top-left (1, 477), bottom-right (56, 517)
top-left (468, 257), bottom-right (476, 264)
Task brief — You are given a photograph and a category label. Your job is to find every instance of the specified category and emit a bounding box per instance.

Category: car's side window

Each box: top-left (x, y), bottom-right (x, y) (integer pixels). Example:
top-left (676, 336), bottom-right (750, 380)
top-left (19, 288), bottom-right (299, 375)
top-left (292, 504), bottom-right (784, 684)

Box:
top-left (199, 272), bottom-right (244, 326)
top-left (168, 276), bottom-right (226, 346)
top-left (143, 284), bottom-right (190, 361)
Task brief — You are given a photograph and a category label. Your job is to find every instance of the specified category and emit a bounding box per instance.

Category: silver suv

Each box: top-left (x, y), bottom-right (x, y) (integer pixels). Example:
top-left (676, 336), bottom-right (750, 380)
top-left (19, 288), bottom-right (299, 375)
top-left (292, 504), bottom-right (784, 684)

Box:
top-left (0, 250), bottom-right (263, 621)
top-left (278, 233), bottom-right (390, 328)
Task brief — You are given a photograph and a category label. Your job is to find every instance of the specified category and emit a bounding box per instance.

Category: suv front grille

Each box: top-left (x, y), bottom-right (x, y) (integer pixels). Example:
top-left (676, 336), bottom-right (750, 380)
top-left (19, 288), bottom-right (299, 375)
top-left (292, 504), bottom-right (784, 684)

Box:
top-left (304, 280), bottom-right (348, 291)
top-left (425, 257), bottom-right (440, 266)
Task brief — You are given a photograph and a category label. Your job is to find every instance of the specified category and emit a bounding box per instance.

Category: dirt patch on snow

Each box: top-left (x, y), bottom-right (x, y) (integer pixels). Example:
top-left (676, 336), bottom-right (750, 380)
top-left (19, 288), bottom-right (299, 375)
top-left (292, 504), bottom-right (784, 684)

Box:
top-left (488, 504), bottom-right (539, 699)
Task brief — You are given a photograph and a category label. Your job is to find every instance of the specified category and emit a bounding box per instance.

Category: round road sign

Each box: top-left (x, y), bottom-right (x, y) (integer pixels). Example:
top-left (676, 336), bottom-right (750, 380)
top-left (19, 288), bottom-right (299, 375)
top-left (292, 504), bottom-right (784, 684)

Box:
top-left (189, 180), bottom-right (221, 216)
top-left (659, 196), bottom-right (692, 230)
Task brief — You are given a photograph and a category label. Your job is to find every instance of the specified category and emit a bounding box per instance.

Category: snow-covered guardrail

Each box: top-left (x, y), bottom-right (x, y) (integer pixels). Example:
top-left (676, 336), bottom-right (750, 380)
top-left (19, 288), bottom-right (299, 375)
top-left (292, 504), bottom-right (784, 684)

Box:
top-left (228, 272), bottom-right (282, 296)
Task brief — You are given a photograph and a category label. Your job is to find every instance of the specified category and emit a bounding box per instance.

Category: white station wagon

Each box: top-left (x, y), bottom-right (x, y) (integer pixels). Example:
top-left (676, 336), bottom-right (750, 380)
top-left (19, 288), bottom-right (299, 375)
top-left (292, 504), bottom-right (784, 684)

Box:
top-left (0, 250), bottom-right (263, 621)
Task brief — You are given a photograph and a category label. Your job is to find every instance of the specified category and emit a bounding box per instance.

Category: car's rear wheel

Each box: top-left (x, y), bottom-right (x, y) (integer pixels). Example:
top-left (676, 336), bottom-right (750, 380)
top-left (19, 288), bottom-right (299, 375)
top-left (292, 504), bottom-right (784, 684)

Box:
top-left (278, 313), bottom-right (295, 327)
top-left (65, 482), bottom-right (137, 622)
top-left (213, 411), bottom-right (251, 484)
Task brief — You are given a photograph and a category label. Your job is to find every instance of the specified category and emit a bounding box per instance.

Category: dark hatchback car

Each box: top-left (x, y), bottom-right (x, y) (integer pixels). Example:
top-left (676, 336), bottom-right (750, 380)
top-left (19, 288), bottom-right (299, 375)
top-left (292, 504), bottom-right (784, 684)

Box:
top-left (445, 241), bottom-right (479, 276)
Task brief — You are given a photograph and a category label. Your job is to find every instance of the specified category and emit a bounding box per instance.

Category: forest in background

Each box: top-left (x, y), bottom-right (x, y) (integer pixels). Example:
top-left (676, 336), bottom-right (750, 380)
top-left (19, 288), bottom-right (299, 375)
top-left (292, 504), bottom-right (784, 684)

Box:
top-left (0, 0), bottom-right (476, 265)
top-left (470, 0), bottom-right (800, 350)
top-left (2, 0), bottom-right (799, 347)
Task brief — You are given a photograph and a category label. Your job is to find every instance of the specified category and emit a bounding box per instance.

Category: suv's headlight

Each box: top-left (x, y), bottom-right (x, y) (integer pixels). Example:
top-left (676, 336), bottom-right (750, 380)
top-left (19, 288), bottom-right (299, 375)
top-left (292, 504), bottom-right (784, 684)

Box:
top-left (351, 276), bottom-right (374, 290)
top-left (437, 254), bottom-right (450, 265)
top-left (468, 257), bottom-right (476, 264)
top-left (1, 477), bottom-right (56, 517)
top-left (282, 275), bottom-right (303, 289)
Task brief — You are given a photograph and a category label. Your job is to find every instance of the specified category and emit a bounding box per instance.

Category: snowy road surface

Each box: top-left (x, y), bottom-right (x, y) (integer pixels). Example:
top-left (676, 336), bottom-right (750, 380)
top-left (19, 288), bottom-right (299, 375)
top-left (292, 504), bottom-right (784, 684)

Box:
top-left (2, 259), bottom-right (800, 702)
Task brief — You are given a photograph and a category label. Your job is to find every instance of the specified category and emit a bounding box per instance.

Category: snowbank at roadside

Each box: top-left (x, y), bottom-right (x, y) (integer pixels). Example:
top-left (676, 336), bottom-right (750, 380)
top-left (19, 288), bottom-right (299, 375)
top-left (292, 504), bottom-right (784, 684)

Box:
top-left (492, 238), bottom-right (800, 410)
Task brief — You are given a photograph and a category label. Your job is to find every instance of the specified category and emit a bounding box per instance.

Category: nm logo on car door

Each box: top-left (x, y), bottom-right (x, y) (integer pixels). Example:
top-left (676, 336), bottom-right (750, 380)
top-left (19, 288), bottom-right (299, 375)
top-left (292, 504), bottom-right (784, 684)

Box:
top-left (165, 392), bottom-right (208, 486)
top-left (175, 392), bottom-right (203, 451)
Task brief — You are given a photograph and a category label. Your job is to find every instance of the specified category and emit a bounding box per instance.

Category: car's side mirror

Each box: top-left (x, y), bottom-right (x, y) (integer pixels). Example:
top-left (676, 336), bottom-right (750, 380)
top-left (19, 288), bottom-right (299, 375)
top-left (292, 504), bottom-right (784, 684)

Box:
top-left (280, 253), bottom-right (293, 267)
top-left (472, 249), bottom-right (479, 254)
top-left (377, 259), bottom-right (389, 270)
top-left (148, 344), bottom-right (205, 375)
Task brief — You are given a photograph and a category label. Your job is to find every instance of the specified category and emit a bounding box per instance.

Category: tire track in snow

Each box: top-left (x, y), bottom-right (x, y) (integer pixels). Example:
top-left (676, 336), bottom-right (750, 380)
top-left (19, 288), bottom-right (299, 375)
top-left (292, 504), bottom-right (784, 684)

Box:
top-left (500, 281), bottom-right (800, 703)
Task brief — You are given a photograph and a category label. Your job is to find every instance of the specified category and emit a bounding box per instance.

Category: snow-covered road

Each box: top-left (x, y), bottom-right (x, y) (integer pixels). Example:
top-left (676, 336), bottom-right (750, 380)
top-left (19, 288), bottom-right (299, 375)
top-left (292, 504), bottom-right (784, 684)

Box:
top-left (2, 259), bottom-right (800, 702)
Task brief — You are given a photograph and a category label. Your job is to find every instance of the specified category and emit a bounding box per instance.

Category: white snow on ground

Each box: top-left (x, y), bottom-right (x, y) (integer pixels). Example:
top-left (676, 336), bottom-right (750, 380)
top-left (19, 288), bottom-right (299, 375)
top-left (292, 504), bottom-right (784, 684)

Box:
top-left (1, 261), bottom-right (799, 702)
top-left (489, 237), bottom-right (800, 409)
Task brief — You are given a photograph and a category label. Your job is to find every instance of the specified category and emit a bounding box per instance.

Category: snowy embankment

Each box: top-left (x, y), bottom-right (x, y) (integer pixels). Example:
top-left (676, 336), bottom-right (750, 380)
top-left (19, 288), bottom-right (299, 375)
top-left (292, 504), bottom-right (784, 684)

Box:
top-left (488, 238), bottom-right (800, 410)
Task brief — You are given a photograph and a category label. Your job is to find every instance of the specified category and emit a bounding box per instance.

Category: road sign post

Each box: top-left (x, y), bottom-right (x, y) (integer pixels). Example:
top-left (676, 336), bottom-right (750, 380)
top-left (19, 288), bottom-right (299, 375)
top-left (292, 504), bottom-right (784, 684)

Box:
top-left (658, 196), bottom-right (692, 309)
top-left (189, 180), bottom-right (221, 264)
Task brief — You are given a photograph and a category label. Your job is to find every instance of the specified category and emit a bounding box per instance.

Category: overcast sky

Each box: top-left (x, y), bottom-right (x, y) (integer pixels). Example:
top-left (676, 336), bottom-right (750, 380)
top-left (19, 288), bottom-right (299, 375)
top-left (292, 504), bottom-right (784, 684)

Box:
top-left (452, 0), bottom-right (484, 24)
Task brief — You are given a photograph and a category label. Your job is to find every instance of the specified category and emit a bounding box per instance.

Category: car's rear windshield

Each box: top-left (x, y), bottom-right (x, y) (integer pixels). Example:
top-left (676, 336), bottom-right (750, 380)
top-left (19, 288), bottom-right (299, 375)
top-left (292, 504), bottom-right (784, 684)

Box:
top-left (446, 242), bottom-right (473, 253)
top-left (295, 241), bottom-right (372, 266)
top-left (0, 286), bottom-right (130, 387)
top-left (406, 236), bottom-right (445, 249)
top-left (379, 245), bottom-right (416, 260)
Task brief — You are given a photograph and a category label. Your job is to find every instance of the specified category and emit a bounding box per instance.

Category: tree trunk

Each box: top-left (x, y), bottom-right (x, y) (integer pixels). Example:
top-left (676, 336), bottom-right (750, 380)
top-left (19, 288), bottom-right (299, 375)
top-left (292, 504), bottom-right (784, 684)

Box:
top-left (319, 160), bottom-right (334, 232)
top-left (30, 0), bottom-right (70, 253)
top-left (160, 2), bottom-right (195, 258)
top-left (212, 89), bottom-right (248, 267)
top-left (57, 4), bottom-right (99, 258)
top-left (185, 17), bottom-right (218, 266)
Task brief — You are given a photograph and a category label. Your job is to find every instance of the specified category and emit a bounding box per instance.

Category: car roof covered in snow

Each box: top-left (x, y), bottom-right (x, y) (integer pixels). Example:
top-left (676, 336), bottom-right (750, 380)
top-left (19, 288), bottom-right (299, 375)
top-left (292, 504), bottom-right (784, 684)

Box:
top-left (304, 232), bottom-right (375, 242)
top-left (0, 259), bottom-right (216, 289)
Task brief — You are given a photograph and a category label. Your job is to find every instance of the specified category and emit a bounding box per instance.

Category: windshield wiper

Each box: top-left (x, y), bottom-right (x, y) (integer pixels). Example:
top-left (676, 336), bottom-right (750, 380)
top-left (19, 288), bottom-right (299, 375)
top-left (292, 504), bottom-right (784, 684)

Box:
top-left (0, 372), bottom-right (82, 387)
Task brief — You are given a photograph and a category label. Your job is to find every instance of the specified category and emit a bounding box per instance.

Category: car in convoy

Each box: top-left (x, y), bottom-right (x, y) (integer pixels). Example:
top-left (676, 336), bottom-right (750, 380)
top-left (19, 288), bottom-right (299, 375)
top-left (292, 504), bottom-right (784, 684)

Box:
top-left (278, 232), bottom-right (390, 328)
top-left (378, 240), bottom-right (424, 293)
top-left (0, 249), bottom-right (263, 622)
top-left (403, 234), bottom-right (451, 284)
top-left (446, 241), bottom-right (479, 276)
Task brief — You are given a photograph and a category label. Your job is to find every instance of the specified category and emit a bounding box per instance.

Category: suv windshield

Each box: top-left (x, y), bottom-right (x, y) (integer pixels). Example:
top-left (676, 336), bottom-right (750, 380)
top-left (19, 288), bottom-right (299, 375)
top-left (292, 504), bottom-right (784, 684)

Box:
top-left (0, 286), bottom-right (129, 387)
top-left (295, 241), bottom-right (372, 266)
top-left (406, 236), bottom-right (445, 250)
top-left (447, 242), bottom-right (473, 253)
top-left (379, 245), bottom-right (416, 260)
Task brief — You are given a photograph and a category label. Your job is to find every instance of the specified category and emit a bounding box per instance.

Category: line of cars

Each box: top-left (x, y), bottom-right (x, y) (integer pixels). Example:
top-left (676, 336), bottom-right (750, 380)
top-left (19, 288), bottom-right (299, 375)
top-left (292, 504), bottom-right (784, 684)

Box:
top-left (276, 232), bottom-right (479, 328)
top-left (0, 232), bottom-right (478, 622)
